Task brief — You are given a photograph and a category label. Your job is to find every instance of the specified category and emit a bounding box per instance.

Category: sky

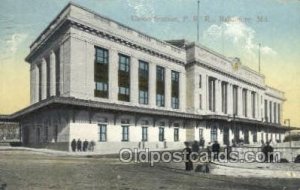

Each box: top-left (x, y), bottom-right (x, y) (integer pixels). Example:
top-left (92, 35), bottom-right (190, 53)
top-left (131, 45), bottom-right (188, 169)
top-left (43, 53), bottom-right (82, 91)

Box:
top-left (0, 0), bottom-right (299, 127)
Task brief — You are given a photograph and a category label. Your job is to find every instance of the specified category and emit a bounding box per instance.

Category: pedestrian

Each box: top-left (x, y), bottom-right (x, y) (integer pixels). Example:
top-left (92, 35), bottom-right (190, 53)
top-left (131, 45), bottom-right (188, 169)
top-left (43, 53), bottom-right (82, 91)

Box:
top-left (212, 141), bottom-right (220, 161)
top-left (83, 139), bottom-right (88, 152)
top-left (183, 142), bottom-right (193, 171)
top-left (90, 140), bottom-right (95, 152)
top-left (77, 139), bottom-right (82, 152)
top-left (71, 139), bottom-right (76, 152)
top-left (262, 141), bottom-right (274, 162)
top-left (191, 140), bottom-right (199, 160)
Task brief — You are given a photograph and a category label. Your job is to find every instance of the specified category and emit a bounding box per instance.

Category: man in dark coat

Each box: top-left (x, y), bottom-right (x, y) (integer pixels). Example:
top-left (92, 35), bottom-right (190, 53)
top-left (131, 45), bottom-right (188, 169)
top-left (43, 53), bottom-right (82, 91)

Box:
top-left (183, 142), bottom-right (193, 171)
top-left (77, 139), bottom-right (82, 152)
top-left (71, 139), bottom-right (76, 152)
top-left (262, 141), bottom-right (274, 162)
top-left (212, 141), bottom-right (220, 161)
top-left (83, 139), bottom-right (89, 152)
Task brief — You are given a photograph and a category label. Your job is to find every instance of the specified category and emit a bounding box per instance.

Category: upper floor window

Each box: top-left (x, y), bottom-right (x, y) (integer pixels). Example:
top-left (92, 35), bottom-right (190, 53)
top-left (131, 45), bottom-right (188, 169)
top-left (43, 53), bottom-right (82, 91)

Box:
top-left (95, 47), bottom-right (109, 64)
top-left (156, 66), bottom-right (165, 81)
top-left (199, 75), bottom-right (202, 88)
top-left (159, 127), bottom-right (165, 142)
top-left (139, 61), bottom-right (148, 78)
top-left (119, 54), bottom-right (130, 72)
top-left (174, 128), bottom-right (179, 142)
top-left (171, 71), bottom-right (179, 109)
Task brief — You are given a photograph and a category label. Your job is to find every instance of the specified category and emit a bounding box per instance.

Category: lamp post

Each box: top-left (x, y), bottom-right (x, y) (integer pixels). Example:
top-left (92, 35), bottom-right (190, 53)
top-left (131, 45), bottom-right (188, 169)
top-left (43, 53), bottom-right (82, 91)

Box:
top-left (284, 119), bottom-right (291, 148)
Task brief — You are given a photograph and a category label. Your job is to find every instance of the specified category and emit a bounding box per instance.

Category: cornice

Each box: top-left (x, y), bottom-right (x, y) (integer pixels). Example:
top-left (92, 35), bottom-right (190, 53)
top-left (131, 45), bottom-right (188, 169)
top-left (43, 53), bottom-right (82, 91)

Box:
top-left (187, 60), bottom-right (266, 90)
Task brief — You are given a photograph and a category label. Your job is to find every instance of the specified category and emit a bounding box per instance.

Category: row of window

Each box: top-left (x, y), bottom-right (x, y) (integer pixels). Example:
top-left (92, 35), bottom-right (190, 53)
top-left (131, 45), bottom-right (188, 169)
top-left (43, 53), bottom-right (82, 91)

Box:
top-left (98, 124), bottom-right (180, 142)
top-left (94, 46), bottom-right (180, 109)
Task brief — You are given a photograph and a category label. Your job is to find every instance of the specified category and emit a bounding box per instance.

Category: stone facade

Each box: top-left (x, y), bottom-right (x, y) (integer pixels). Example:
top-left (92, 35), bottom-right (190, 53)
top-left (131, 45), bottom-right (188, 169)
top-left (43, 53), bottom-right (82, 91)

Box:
top-left (18, 3), bottom-right (287, 153)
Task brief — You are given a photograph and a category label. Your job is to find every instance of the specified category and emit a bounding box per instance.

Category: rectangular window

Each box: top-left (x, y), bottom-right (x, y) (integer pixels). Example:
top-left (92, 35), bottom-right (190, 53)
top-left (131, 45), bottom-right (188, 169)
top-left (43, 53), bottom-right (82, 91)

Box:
top-left (156, 66), bottom-right (165, 107)
top-left (274, 102), bottom-right (277, 123)
top-left (278, 104), bottom-right (281, 124)
top-left (233, 86), bottom-right (238, 115)
top-left (94, 47), bottom-right (109, 98)
top-left (253, 130), bottom-right (257, 143)
top-left (199, 128), bottom-right (203, 139)
top-left (221, 82), bottom-right (227, 114)
top-left (264, 100), bottom-right (268, 121)
top-left (208, 77), bottom-right (216, 112)
top-left (210, 127), bottom-right (218, 142)
top-left (174, 128), bottom-right (179, 142)
top-left (99, 124), bottom-right (107, 142)
top-left (269, 101), bottom-right (272, 123)
top-left (118, 54), bottom-right (130, 102)
top-left (199, 75), bottom-right (202, 88)
top-left (159, 127), bottom-right (164, 142)
top-left (38, 65), bottom-right (42, 101)
top-left (122, 126), bottom-right (129, 141)
top-left (139, 60), bottom-right (149, 104)
top-left (171, 71), bottom-right (179, 109)
top-left (142, 127), bottom-right (148, 141)
top-left (199, 94), bottom-right (202, 110)
top-left (46, 56), bottom-right (50, 98)
top-left (242, 89), bottom-right (247, 117)
top-left (55, 49), bottom-right (60, 96)
top-left (251, 92), bottom-right (256, 118)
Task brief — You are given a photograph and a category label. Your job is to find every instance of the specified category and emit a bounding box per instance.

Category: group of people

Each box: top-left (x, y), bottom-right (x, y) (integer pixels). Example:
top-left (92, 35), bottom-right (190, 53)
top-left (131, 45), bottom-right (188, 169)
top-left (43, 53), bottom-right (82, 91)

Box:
top-left (71, 139), bottom-right (96, 152)
top-left (183, 139), bottom-right (221, 171)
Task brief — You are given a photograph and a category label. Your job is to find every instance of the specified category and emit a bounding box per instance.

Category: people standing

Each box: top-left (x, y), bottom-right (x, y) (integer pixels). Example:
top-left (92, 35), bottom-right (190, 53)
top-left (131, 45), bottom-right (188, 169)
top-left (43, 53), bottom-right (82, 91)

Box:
top-left (77, 139), bottom-right (82, 152)
top-left (90, 140), bottom-right (95, 152)
top-left (191, 141), bottom-right (199, 160)
top-left (183, 142), bottom-right (193, 171)
top-left (71, 139), bottom-right (76, 152)
top-left (199, 138), bottom-right (205, 149)
top-left (83, 139), bottom-right (88, 152)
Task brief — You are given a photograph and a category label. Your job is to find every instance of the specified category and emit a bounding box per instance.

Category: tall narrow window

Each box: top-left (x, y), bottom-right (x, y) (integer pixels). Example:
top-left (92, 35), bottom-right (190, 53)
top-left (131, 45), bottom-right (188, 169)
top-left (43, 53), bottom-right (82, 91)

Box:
top-left (199, 128), bottom-right (203, 139)
top-left (269, 101), bottom-right (272, 123)
top-left (199, 94), bottom-right (202, 110)
top-left (122, 126), bottom-right (129, 141)
top-left (55, 48), bottom-right (60, 96)
top-left (94, 47), bottom-right (109, 98)
top-left (208, 77), bottom-right (216, 112)
top-left (199, 75), bottom-right (202, 88)
top-left (253, 130), bottom-right (257, 143)
top-left (278, 104), bottom-right (281, 124)
top-left (221, 82), bottom-right (227, 114)
top-left (142, 127), bottom-right (148, 141)
top-left (242, 89), bottom-right (247, 117)
top-left (251, 92), bottom-right (256, 118)
top-left (156, 66), bottom-right (165, 107)
top-left (233, 85), bottom-right (238, 115)
top-left (139, 61), bottom-right (149, 104)
top-left (171, 71), bottom-right (179, 109)
top-left (99, 124), bottom-right (107, 142)
top-left (118, 54), bottom-right (130, 102)
top-left (264, 100), bottom-right (268, 122)
top-left (273, 102), bottom-right (277, 123)
top-left (159, 127), bottom-right (165, 142)
top-left (174, 128), bottom-right (179, 142)
top-left (46, 56), bottom-right (50, 98)
top-left (210, 127), bottom-right (218, 142)
top-left (38, 65), bottom-right (42, 101)
top-left (244, 130), bottom-right (249, 144)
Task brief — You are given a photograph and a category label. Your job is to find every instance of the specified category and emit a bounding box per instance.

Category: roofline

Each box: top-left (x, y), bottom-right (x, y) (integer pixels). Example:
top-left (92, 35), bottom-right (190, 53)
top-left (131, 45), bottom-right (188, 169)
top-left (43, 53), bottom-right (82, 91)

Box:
top-left (1, 97), bottom-right (292, 129)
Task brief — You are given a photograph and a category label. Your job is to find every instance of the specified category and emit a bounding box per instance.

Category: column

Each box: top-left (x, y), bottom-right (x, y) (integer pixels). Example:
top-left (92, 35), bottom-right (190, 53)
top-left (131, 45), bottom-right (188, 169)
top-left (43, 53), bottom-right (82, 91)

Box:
top-left (30, 63), bottom-right (36, 104)
top-left (41, 58), bottom-right (47, 100)
top-left (215, 80), bottom-right (222, 114)
top-left (269, 101), bottom-right (272, 123)
top-left (50, 51), bottom-right (56, 97)
top-left (179, 72), bottom-right (186, 111)
top-left (227, 84), bottom-right (233, 115)
top-left (130, 57), bottom-right (139, 104)
top-left (149, 62), bottom-right (156, 107)
top-left (237, 87), bottom-right (243, 116)
top-left (202, 74), bottom-right (208, 112)
top-left (165, 67), bottom-right (171, 109)
top-left (109, 49), bottom-right (118, 102)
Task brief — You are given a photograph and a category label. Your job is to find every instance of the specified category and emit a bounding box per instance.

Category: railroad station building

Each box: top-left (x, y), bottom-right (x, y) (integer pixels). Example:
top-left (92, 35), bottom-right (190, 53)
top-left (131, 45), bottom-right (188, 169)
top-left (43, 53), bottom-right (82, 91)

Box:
top-left (0, 3), bottom-right (288, 152)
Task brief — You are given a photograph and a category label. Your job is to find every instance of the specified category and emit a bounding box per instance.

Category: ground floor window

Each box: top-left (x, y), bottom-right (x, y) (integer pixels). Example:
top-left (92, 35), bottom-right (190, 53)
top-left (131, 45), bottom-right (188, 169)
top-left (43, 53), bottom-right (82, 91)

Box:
top-left (210, 127), bottom-right (217, 142)
top-left (244, 130), bottom-right (249, 144)
top-left (174, 128), bottom-right (179, 141)
top-left (159, 127), bottom-right (164, 142)
top-left (99, 124), bottom-right (107, 142)
top-left (253, 131), bottom-right (257, 143)
top-left (122, 126), bottom-right (129, 141)
top-left (142, 127), bottom-right (148, 141)
top-left (199, 128), bottom-right (203, 140)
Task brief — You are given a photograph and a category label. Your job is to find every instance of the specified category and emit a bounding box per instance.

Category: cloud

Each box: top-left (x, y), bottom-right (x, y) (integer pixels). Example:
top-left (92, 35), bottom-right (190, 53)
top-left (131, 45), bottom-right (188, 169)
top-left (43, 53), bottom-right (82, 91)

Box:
top-left (127, 0), bottom-right (155, 19)
top-left (203, 17), bottom-right (277, 58)
top-left (0, 33), bottom-right (27, 61)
